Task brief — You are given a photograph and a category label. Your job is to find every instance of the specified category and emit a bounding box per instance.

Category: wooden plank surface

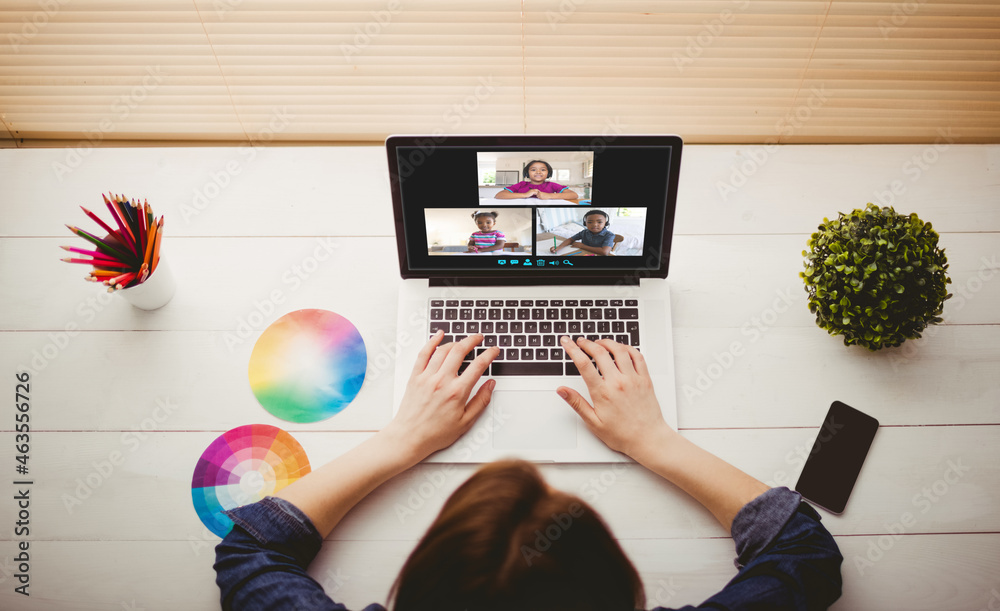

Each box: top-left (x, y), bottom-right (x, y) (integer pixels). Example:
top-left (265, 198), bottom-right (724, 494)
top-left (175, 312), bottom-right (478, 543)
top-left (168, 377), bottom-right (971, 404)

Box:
top-left (0, 144), bottom-right (997, 611)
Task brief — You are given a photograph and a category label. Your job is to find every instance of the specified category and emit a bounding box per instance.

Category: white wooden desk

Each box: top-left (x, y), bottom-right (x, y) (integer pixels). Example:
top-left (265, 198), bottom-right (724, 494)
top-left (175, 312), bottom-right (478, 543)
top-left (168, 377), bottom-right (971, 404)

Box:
top-left (0, 144), bottom-right (998, 610)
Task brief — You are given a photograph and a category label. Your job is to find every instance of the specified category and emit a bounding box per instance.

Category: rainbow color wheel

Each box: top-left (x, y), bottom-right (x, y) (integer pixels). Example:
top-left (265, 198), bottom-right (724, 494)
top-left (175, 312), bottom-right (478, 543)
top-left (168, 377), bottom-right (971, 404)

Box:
top-left (191, 424), bottom-right (311, 538)
top-left (249, 309), bottom-right (367, 423)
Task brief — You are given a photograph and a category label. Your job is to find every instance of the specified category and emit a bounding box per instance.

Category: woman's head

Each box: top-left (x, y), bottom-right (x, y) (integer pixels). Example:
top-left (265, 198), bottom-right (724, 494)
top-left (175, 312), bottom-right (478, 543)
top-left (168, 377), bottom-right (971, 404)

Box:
top-left (523, 160), bottom-right (553, 183)
top-left (472, 210), bottom-right (499, 232)
top-left (389, 460), bottom-right (644, 611)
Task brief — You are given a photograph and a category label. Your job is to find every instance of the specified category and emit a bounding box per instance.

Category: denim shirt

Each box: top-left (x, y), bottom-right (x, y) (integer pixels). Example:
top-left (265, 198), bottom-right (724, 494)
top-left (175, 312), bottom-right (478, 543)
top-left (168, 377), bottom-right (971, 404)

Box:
top-left (214, 487), bottom-right (842, 610)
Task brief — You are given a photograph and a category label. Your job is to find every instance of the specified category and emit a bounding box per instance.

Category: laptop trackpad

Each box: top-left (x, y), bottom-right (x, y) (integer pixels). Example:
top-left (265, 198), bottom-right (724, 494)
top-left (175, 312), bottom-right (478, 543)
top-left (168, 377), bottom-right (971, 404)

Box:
top-left (491, 391), bottom-right (578, 450)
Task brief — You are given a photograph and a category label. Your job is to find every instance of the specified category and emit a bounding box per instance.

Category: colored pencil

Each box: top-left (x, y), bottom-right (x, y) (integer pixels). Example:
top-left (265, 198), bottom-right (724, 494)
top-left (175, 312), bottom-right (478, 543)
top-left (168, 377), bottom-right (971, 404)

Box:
top-left (80, 206), bottom-right (123, 242)
top-left (142, 213), bottom-right (158, 268)
top-left (65, 225), bottom-right (135, 261)
top-left (61, 257), bottom-right (131, 268)
top-left (105, 194), bottom-right (137, 253)
top-left (150, 216), bottom-right (163, 272)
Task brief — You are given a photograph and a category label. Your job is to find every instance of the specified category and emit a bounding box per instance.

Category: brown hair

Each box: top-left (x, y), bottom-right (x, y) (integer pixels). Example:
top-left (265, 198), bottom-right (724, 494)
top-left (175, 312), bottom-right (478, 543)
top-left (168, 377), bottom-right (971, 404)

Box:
top-left (389, 460), bottom-right (645, 611)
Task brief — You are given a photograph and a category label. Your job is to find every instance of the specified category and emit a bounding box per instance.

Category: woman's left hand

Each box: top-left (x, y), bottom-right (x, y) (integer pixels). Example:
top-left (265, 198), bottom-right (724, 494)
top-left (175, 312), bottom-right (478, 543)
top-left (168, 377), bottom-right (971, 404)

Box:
top-left (382, 332), bottom-right (499, 461)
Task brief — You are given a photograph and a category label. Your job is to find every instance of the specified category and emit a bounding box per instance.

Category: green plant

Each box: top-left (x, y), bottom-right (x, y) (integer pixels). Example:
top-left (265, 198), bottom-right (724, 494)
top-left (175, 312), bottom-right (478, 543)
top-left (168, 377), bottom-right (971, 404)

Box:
top-left (801, 203), bottom-right (951, 351)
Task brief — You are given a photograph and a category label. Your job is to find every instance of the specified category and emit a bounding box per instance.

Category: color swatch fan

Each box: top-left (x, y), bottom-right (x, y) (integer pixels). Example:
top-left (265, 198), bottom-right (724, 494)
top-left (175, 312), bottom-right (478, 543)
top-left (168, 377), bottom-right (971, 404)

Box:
top-left (191, 424), bottom-right (311, 538)
top-left (249, 309), bottom-right (367, 423)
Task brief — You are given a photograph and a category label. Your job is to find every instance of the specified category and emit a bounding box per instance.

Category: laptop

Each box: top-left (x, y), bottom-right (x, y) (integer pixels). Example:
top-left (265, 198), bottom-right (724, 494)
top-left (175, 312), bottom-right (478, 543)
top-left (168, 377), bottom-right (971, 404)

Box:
top-left (387, 135), bottom-right (682, 463)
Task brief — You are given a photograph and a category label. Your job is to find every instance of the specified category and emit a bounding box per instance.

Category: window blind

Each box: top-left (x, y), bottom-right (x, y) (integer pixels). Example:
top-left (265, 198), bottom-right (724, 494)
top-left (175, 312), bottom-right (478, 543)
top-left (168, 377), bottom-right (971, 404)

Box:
top-left (1, 0), bottom-right (997, 145)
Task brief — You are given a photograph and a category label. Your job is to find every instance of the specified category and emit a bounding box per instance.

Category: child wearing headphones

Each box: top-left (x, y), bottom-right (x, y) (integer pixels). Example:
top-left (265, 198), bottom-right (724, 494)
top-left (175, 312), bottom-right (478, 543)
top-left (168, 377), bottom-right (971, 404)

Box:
top-left (550, 210), bottom-right (615, 256)
top-left (466, 211), bottom-right (506, 253)
top-left (495, 160), bottom-right (579, 200)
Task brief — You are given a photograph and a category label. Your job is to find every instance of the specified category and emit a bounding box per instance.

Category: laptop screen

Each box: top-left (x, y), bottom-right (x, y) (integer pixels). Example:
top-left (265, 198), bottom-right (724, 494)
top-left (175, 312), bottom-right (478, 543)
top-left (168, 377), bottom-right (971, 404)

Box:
top-left (387, 135), bottom-right (681, 282)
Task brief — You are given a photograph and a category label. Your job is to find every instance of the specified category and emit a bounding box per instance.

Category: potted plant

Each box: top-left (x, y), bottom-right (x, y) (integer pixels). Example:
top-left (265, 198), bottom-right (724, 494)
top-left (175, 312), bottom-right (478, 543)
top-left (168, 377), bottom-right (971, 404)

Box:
top-left (801, 203), bottom-right (952, 351)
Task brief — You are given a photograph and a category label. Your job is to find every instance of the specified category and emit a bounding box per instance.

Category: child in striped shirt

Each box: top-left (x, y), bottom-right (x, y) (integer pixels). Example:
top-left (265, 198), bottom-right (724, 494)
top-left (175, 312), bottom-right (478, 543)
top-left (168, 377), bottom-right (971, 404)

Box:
top-left (466, 211), bottom-right (506, 253)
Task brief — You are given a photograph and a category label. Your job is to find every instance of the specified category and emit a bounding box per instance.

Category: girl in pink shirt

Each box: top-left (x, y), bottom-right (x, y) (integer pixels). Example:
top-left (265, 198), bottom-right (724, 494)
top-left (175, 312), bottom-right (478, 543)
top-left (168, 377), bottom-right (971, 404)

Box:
top-left (496, 160), bottom-right (580, 200)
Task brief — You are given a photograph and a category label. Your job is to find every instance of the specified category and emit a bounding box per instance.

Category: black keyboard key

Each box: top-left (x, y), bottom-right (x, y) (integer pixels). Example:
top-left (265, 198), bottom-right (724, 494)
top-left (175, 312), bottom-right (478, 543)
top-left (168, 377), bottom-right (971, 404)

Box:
top-left (536, 348), bottom-right (548, 360)
top-left (586, 334), bottom-right (599, 341)
top-left (430, 321), bottom-right (449, 333)
top-left (598, 321), bottom-right (610, 333)
top-left (528, 335), bottom-right (541, 347)
top-left (601, 334), bottom-right (614, 341)
top-left (521, 348), bottom-right (534, 360)
top-left (539, 321), bottom-right (552, 333)
top-left (561, 308), bottom-right (574, 320)
top-left (520, 299), bottom-right (534, 306)
top-left (589, 308), bottom-right (602, 319)
top-left (482, 321), bottom-right (494, 333)
top-left (620, 308), bottom-right (639, 320)
top-left (492, 362), bottom-right (562, 376)
top-left (500, 335), bottom-right (512, 346)
top-left (566, 299), bottom-right (578, 307)
top-left (452, 322), bottom-right (465, 333)
top-left (611, 299), bottom-right (623, 306)
top-left (460, 309), bottom-right (472, 320)
top-left (511, 322), bottom-right (523, 333)
top-left (506, 348), bottom-right (519, 360)
top-left (580, 299), bottom-right (593, 306)
top-left (568, 321), bottom-right (581, 333)
top-left (613, 321), bottom-right (624, 333)
top-left (505, 300), bottom-right (518, 306)
top-left (491, 300), bottom-right (504, 307)
top-left (525, 322), bottom-right (538, 333)
top-left (466, 322), bottom-right (478, 333)
top-left (458, 361), bottom-right (472, 374)
top-left (431, 300), bottom-right (444, 307)
top-left (626, 321), bottom-right (639, 332)
top-left (503, 309), bottom-right (516, 320)
top-left (461, 300), bottom-right (473, 307)
top-left (514, 335), bottom-right (527, 347)
top-left (616, 334), bottom-right (631, 345)
top-left (441, 335), bottom-right (454, 343)
top-left (551, 300), bottom-right (564, 306)
top-left (595, 299), bottom-right (608, 306)
top-left (536, 300), bottom-right (548, 306)
top-left (630, 331), bottom-right (640, 346)
top-left (455, 335), bottom-right (467, 343)
top-left (583, 321), bottom-right (596, 333)
top-left (446, 300), bottom-right (459, 307)
top-left (517, 308), bottom-right (531, 320)
top-left (445, 309), bottom-right (458, 320)
top-left (546, 308), bottom-right (560, 320)
top-left (565, 361), bottom-right (582, 375)
top-left (497, 322), bottom-right (509, 333)
top-left (554, 321), bottom-right (567, 333)
top-left (430, 309), bottom-right (443, 320)
top-left (550, 348), bottom-right (564, 360)
top-left (474, 309), bottom-right (487, 320)
top-left (543, 335), bottom-right (556, 346)
top-left (489, 308), bottom-right (502, 319)
top-left (476, 299), bottom-right (489, 307)
top-left (625, 299), bottom-right (638, 306)
top-left (575, 308), bottom-right (588, 319)
top-left (484, 335), bottom-right (497, 346)
top-left (604, 308), bottom-right (617, 319)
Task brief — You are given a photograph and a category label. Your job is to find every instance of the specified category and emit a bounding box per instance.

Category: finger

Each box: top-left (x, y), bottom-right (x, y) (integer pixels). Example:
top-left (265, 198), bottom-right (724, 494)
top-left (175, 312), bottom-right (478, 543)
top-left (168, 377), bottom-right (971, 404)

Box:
top-left (559, 336), bottom-right (602, 387)
top-left (458, 344), bottom-right (499, 385)
top-left (556, 386), bottom-right (601, 428)
top-left (577, 337), bottom-right (618, 379)
top-left (597, 339), bottom-right (635, 376)
top-left (442, 333), bottom-right (485, 374)
top-left (425, 339), bottom-right (456, 373)
top-left (461, 378), bottom-right (496, 429)
top-left (411, 330), bottom-right (444, 377)
top-left (626, 344), bottom-right (650, 378)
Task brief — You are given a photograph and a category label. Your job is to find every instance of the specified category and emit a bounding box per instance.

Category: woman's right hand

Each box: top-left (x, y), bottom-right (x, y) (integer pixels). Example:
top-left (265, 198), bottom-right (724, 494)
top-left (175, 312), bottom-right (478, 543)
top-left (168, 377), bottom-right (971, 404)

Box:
top-left (556, 337), bottom-right (676, 459)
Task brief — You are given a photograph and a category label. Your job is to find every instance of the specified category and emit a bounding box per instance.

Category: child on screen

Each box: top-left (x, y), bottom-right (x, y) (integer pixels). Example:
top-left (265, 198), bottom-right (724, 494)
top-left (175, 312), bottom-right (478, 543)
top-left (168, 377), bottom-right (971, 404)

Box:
top-left (495, 160), bottom-right (579, 200)
top-left (550, 209), bottom-right (615, 256)
top-left (466, 211), bottom-right (506, 253)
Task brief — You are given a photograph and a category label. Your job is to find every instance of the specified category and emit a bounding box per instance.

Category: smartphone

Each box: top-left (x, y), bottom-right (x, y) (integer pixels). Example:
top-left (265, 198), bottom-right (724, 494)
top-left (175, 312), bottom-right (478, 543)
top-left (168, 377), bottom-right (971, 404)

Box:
top-left (794, 401), bottom-right (879, 514)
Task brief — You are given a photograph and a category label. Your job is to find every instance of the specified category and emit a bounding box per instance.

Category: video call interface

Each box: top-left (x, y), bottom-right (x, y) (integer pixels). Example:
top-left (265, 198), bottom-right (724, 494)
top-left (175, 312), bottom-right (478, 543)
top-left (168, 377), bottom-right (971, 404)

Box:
top-left (396, 145), bottom-right (674, 271)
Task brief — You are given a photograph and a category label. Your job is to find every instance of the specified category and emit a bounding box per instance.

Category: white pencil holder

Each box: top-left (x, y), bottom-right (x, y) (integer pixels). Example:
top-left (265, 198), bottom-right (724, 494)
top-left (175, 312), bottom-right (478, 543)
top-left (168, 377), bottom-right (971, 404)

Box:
top-left (116, 258), bottom-right (176, 310)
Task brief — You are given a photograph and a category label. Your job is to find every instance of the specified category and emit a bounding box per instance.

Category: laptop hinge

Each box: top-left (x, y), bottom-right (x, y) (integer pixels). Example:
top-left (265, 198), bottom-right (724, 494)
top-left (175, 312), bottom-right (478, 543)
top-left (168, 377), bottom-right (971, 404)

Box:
top-left (428, 276), bottom-right (640, 287)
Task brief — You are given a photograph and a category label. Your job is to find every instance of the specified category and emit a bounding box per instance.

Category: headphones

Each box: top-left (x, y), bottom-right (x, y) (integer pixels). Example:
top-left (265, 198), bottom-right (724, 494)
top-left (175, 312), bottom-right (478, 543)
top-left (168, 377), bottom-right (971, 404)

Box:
top-left (522, 160), bottom-right (553, 180)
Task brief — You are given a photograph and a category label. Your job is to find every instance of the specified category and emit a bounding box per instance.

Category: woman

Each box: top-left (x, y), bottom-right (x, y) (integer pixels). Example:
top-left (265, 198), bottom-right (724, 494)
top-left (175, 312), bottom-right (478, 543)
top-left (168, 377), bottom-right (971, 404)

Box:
top-left (214, 332), bottom-right (843, 610)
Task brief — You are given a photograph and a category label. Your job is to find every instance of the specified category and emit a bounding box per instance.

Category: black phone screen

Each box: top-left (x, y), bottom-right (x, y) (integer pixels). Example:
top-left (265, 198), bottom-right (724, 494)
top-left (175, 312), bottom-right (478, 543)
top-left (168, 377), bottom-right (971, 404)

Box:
top-left (794, 401), bottom-right (879, 514)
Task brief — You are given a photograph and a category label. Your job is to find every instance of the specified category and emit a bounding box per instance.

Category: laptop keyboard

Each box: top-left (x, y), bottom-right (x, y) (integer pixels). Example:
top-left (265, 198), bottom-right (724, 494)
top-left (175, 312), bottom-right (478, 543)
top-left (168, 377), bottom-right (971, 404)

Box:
top-left (428, 298), bottom-right (640, 376)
